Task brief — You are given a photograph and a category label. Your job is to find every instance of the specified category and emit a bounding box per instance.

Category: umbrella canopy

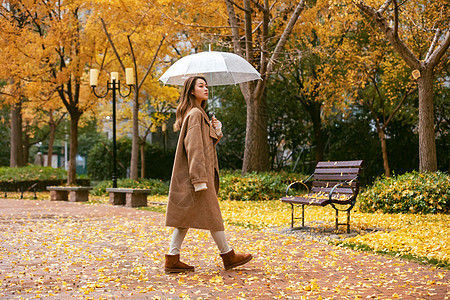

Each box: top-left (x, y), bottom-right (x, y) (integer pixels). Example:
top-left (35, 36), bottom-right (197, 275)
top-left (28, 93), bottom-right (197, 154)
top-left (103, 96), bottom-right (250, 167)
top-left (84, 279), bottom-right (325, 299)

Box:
top-left (159, 51), bottom-right (262, 86)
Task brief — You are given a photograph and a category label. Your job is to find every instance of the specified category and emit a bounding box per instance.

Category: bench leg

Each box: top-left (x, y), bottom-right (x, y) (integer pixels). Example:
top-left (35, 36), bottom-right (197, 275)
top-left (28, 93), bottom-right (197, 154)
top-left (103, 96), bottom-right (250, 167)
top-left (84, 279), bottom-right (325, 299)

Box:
top-left (290, 204), bottom-right (294, 228)
top-left (347, 210), bottom-right (351, 234)
top-left (302, 204), bottom-right (305, 227)
top-left (332, 205), bottom-right (352, 233)
top-left (109, 193), bottom-right (126, 205)
top-left (335, 209), bottom-right (339, 231)
top-left (69, 190), bottom-right (89, 202)
top-left (50, 190), bottom-right (68, 201)
top-left (126, 193), bottom-right (148, 207)
top-left (290, 204), bottom-right (306, 229)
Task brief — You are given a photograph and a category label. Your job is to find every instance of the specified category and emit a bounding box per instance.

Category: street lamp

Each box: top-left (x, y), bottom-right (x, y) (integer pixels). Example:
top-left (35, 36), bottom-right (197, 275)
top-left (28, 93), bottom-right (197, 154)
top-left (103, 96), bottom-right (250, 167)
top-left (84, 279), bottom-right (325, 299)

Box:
top-left (90, 68), bottom-right (135, 188)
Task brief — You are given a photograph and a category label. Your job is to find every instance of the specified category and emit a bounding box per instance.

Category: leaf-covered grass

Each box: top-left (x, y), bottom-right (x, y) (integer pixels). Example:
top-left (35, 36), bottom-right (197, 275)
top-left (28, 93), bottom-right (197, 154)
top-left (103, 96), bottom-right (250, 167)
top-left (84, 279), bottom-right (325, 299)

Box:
top-left (218, 200), bottom-right (450, 268)
top-left (334, 241), bottom-right (450, 269)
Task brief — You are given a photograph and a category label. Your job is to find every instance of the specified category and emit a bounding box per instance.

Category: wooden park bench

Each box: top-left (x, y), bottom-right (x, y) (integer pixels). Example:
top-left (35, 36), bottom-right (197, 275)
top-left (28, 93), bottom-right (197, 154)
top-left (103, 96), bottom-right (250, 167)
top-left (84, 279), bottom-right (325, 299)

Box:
top-left (281, 160), bottom-right (363, 233)
top-left (47, 186), bottom-right (93, 202)
top-left (106, 188), bottom-right (152, 207)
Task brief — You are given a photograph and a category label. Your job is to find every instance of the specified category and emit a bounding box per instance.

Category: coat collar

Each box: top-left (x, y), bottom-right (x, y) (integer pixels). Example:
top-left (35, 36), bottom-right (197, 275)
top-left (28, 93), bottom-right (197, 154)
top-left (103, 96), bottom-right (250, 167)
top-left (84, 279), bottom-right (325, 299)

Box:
top-left (188, 105), bottom-right (210, 125)
top-left (187, 106), bottom-right (219, 140)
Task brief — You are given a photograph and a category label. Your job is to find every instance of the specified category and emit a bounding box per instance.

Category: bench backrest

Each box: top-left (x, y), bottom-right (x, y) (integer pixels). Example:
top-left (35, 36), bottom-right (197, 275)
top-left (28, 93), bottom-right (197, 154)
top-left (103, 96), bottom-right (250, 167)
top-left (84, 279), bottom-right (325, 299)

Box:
top-left (311, 160), bottom-right (363, 197)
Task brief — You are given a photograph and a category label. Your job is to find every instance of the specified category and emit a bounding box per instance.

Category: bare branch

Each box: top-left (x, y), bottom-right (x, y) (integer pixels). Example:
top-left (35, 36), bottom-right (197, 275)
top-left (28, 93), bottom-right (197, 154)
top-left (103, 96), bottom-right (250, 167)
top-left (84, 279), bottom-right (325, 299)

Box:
top-left (377, 0), bottom-right (393, 15)
top-left (354, 0), bottom-right (420, 69)
top-left (129, 6), bottom-right (152, 38)
top-left (385, 84), bottom-right (416, 126)
top-left (250, 0), bottom-right (264, 11)
top-left (244, 0), bottom-right (254, 63)
top-left (100, 18), bottom-right (126, 71)
top-left (225, 0), bottom-right (243, 56)
top-left (99, 43), bottom-right (108, 70)
top-left (425, 28), bottom-right (441, 61)
top-left (266, 0), bottom-right (306, 76)
top-left (393, 0), bottom-right (398, 37)
top-left (427, 27), bottom-right (450, 68)
top-left (227, 0), bottom-right (250, 12)
top-left (138, 35), bottom-right (166, 88)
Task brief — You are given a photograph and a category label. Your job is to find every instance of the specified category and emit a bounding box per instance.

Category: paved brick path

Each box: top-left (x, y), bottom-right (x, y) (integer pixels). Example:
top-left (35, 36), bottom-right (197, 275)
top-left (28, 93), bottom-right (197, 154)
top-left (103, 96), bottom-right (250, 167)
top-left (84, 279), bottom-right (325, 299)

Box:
top-left (0, 198), bottom-right (448, 299)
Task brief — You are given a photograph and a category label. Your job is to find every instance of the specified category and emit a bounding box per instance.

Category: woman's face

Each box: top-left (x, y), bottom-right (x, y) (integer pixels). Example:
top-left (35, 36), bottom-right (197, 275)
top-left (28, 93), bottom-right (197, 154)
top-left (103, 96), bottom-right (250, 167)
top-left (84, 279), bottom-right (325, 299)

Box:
top-left (192, 78), bottom-right (208, 105)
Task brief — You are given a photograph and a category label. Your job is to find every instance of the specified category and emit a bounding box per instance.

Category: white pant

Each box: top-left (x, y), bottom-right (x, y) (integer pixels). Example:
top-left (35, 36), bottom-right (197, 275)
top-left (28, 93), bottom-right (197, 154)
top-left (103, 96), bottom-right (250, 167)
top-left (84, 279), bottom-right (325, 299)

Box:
top-left (168, 227), bottom-right (231, 255)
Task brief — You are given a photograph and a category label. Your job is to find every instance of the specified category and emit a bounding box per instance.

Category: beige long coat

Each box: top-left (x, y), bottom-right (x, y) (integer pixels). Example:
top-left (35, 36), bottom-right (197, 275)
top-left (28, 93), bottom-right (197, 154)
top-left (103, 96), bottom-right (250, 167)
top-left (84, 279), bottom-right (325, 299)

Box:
top-left (165, 106), bottom-right (224, 231)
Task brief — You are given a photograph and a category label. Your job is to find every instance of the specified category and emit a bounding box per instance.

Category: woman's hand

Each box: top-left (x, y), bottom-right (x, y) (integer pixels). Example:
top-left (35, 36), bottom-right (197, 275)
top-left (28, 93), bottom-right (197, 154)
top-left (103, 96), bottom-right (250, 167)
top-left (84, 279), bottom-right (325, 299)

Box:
top-left (211, 116), bottom-right (223, 136)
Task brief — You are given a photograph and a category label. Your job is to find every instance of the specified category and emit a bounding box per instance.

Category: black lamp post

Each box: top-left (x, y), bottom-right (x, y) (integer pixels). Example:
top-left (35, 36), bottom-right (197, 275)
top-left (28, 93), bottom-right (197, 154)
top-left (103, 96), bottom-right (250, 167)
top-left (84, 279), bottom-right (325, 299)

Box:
top-left (90, 69), bottom-right (135, 188)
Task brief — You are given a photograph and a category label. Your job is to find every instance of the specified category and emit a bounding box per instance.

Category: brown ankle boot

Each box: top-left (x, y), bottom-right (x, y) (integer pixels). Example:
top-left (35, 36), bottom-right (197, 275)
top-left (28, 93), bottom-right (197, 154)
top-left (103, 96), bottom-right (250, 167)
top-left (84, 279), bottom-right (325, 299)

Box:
top-left (164, 254), bottom-right (194, 273)
top-left (220, 249), bottom-right (252, 270)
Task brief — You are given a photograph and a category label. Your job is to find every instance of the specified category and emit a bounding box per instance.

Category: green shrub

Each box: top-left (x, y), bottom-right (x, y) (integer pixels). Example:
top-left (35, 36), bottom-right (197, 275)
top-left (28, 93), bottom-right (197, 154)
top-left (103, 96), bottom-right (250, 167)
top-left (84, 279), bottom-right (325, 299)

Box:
top-left (87, 138), bottom-right (175, 181)
top-left (91, 178), bottom-right (169, 196)
top-left (218, 171), bottom-right (305, 201)
top-left (359, 171), bottom-right (450, 214)
top-left (0, 165), bottom-right (67, 181)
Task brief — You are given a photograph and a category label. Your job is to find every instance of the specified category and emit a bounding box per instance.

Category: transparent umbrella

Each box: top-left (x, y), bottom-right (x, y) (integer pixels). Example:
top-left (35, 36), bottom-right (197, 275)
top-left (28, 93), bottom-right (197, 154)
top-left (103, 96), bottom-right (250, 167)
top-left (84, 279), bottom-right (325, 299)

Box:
top-left (159, 51), bottom-right (261, 86)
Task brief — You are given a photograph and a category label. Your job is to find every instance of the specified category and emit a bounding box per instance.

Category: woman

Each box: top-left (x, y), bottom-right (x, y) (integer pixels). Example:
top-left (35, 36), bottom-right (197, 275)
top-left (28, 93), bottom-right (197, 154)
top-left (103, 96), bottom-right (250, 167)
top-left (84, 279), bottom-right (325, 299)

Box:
top-left (164, 76), bottom-right (252, 273)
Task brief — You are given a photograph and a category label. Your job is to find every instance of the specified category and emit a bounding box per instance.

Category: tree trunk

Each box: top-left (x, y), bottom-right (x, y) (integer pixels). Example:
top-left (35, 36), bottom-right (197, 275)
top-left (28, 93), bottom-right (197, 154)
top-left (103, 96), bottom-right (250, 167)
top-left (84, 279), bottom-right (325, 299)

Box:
top-left (10, 101), bottom-right (24, 167)
top-left (129, 93), bottom-right (139, 179)
top-left (242, 90), bottom-right (270, 174)
top-left (22, 130), bottom-right (30, 165)
top-left (309, 101), bottom-right (324, 163)
top-left (67, 113), bottom-right (79, 185)
top-left (417, 68), bottom-right (437, 172)
top-left (140, 139), bottom-right (145, 179)
top-left (377, 127), bottom-right (391, 177)
top-left (47, 110), bottom-right (56, 167)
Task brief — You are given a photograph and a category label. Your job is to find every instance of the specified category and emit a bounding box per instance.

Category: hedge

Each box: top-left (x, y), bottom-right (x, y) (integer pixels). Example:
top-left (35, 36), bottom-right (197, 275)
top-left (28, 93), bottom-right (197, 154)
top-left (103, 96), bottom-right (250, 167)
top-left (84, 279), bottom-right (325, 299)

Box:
top-left (218, 171), bottom-right (305, 201)
top-left (358, 171), bottom-right (449, 214)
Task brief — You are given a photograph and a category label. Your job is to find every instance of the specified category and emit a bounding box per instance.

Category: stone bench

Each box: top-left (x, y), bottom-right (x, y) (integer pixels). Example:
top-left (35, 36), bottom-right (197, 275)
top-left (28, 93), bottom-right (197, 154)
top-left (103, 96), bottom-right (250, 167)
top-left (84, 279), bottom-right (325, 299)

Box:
top-left (106, 188), bottom-right (152, 207)
top-left (46, 186), bottom-right (93, 202)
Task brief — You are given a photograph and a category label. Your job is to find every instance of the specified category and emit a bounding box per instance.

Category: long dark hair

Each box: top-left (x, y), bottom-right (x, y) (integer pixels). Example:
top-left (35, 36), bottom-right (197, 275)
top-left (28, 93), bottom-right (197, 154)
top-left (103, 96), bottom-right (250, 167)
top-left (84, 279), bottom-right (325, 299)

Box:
top-left (174, 76), bottom-right (207, 131)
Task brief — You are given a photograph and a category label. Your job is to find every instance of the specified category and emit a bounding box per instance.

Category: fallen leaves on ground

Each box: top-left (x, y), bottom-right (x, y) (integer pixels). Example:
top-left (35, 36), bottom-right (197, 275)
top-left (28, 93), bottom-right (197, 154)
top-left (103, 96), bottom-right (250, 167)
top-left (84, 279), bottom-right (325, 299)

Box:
top-left (0, 195), bottom-right (448, 299)
top-left (219, 199), bottom-right (450, 264)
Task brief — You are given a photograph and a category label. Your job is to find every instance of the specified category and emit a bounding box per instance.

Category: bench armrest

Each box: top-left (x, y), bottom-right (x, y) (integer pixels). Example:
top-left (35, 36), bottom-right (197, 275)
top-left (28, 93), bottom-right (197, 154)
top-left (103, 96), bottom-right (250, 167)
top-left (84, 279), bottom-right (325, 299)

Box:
top-left (328, 176), bottom-right (359, 201)
top-left (285, 173), bottom-right (314, 197)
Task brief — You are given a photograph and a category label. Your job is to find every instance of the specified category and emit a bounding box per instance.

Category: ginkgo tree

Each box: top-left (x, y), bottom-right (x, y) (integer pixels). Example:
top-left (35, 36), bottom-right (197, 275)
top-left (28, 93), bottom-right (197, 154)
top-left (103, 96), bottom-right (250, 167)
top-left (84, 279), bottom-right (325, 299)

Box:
top-left (278, 0), bottom-right (361, 164)
top-left (349, 39), bottom-right (418, 177)
top-left (353, 0), bottom-right (450, 172)
top-left (153, 0), bottom-right (311, 174)
top-left (224, 0), bottom-right (310, 174)
top-left (89, 0), bottom-right (181, 180)
top-left (316, 1), bottom-right (420, 177)
top-left (0, 3), bottom-right (37, 167)
top-left (0, 0), bottom-right (99, 184)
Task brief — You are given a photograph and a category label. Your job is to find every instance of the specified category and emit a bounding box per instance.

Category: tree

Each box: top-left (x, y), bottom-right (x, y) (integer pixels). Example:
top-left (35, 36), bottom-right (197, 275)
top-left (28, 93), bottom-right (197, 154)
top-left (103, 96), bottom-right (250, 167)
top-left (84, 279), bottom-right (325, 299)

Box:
top-left (225, 0), bottom-right (309, 174)
top-left (89, 0), bottom-right (181, 180)
top-left (118, 83), bottom-right (178, 178)
top-left (0, 1), bottom-right (99, 184)
top-left (99, 19), bottom-right (163, 180)
top-left (353, 0), bottom-right (450, 172)
top-left (333, 13), bottom-right (419, 177)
